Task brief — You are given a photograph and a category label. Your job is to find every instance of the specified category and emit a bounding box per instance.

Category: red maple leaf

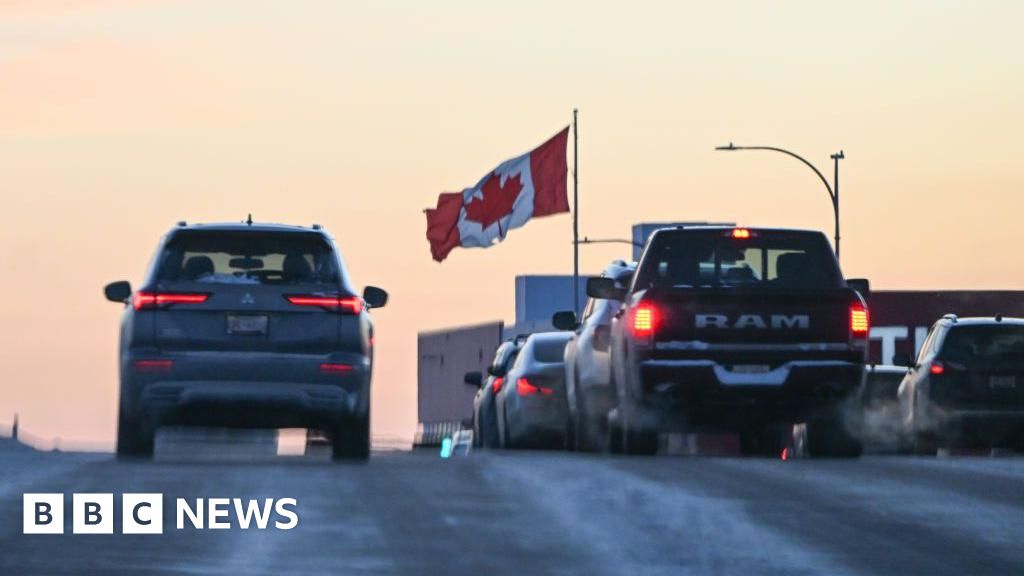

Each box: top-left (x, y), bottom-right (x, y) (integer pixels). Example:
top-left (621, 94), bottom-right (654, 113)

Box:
top-left (464, 172), bottom-right (523, 231)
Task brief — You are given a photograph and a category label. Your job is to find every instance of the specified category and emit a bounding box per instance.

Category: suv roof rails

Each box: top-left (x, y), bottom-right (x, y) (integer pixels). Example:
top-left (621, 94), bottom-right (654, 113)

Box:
top-left (995, 314), bottom-right (1004, 322)
top-left (176, 220), bottom-right (187, 227)
top-left (311, 223), bottom-right (322, 230)
top-left (942, 313), bottom-right (958, 323)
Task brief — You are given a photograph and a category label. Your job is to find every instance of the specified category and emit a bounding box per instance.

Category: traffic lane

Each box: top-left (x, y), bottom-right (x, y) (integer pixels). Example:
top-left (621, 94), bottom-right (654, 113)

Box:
top-left (0, 450), bottom-right (607, 576)
top-left (1, 449), bottom-right (1022, 576)
top-left (606, 454), bottom-right (1024, 576)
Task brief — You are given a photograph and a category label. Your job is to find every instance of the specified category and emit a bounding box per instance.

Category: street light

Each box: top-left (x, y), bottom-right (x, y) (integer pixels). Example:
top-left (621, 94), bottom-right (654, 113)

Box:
top-left (576, 237), bottom-right (645, 248)
top-left (715, 143), bottom-right (844, 260)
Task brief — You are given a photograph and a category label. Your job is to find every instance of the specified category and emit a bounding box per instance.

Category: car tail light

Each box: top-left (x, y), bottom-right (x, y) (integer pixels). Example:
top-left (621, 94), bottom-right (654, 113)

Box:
top-left (631, 301), bottom-right (658, 339)
top-left (492, 377), bottom-right (504, 394)
top-left (930, 362), bottom-right (945, 376)
top-left (133, 291), bottom-right (208, 310)
top-left (850, 301), bottom-right (869, 337)
top-left (133, 359), bottom-right (173, 372)
top-left (516, 378), bottom-right (553, 396)
top-left (286, 295), bottom-right (363, 315)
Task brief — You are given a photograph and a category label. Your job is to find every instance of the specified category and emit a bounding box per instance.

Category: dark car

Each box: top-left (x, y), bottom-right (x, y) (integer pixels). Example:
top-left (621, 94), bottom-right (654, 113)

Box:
top-left (592, 226), bottom-right (869, 456)
top-left (897, 315), bottom-right (1024, 454)
top-left (553, 260), bottom-right (636, 452)
top-left (466, 337), bottom-right (525, 449)
top-left (104, 221), bottom-right (387, 461)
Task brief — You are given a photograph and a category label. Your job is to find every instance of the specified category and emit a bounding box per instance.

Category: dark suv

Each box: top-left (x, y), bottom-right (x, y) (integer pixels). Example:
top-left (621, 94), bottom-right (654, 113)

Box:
top-left (897, 315), bottom-right (1024, 454)
top-left (104, 222), bottom-right (387, 460)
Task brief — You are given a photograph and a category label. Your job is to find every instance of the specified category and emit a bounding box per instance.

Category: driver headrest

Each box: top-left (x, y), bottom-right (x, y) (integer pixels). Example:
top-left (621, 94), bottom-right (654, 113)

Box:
top-left (182, 256), bottom-right (214, 280)
top-left (283, 253), bottom-right (313, 280)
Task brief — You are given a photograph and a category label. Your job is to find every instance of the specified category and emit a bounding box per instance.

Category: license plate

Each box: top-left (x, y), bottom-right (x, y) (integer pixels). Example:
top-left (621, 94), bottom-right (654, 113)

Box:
top-left (227, 315), bottom-right (268, 335)
top-left (990, 375), bottom-right (1016, 389)
top-left (732, 364), bottom-right (771, 374)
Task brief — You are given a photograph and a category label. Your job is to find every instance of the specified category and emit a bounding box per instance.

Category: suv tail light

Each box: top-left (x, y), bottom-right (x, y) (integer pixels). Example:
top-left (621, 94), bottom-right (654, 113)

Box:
top-left (850, 301), bottom-right (869, 337)
top-left (133, 291), bottom-right (208, 310)
top-left (286, 295), bottom-right (363, 315)
top-left (320, 362), bottom-right (354, 374)
top-left (516, 378), bottom-right (554, 396)
top-left (492, 377), bottom-right (504, 394)
top-left (133, 359), bottom-right (173, 372)
top-left (930, 362), bottom-right (945, 375)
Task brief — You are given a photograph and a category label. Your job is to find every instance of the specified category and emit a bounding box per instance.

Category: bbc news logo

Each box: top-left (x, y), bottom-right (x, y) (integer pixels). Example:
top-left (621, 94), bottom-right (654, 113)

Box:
top-left (23, 494), bottom-right (298, 534)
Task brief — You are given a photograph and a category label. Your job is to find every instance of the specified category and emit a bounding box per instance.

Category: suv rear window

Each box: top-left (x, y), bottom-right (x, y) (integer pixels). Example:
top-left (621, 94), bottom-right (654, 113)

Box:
top-left (155, 231), bottom-right (341, 285)
top-left (939, 325), bottom-right (1024, 368)
top-left (634, 230), bottom-right (841, 290)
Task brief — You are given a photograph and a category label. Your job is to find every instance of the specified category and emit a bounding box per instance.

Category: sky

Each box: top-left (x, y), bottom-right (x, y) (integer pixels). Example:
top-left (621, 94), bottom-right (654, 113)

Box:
top-left (1, 0), bottom-right (1023, 448)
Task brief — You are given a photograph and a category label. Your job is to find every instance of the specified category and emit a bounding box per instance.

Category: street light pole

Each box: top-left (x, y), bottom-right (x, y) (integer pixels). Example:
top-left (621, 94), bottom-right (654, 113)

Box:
top-left (715, 143), bottom-right (844, 260)
top-left (576, 237), bottom-right (645, 249)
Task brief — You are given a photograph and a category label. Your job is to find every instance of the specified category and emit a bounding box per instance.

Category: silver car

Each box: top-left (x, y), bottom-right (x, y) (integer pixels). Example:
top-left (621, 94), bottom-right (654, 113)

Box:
top-left (494, 332), bottom-right (573, 449)
top-left (553, 260), bottom-right (636, 451)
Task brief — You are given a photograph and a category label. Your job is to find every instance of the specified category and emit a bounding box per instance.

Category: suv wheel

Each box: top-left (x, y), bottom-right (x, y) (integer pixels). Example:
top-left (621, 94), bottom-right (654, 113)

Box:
top-left (332, 413), bottom-right (370, 462)
top-left (116, 411), bottom-right (154, 460)
top-left (575, 391), bottom-right (600, 453)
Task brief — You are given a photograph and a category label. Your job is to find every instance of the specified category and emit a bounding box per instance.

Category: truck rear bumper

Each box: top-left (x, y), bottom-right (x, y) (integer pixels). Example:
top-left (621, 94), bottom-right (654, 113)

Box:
top-left (634, 359), bottom-right (864, 430)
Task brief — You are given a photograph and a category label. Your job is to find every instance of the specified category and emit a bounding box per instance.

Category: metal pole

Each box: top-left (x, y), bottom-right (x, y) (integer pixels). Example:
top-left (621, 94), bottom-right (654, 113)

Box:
top-left (830, 150), bottom-right (844, 260)
top-left (572, 109), bottom-right (579, 315)
top-left (715, 143), bottom-right (843, 261)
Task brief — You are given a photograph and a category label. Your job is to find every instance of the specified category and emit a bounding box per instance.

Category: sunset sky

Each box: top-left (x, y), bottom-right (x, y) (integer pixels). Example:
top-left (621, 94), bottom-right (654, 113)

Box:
top-left (2, 0), bottom-right (1022, 447)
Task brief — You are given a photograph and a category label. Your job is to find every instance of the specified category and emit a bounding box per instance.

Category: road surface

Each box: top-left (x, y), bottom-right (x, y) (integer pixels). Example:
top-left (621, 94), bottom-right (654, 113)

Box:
top-left (1, 439), bottom-right (1022, 575)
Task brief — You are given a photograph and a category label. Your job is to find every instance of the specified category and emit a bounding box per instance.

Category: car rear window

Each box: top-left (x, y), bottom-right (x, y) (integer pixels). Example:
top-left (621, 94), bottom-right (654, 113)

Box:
top-left (532, 337), bottom-right (569, 363)
top-left (939, 325), bottom-right (1024, 368)
top-left (155, 231), bottom-right (341, 285)
top-left (634, 230), bottom-right (841, 290)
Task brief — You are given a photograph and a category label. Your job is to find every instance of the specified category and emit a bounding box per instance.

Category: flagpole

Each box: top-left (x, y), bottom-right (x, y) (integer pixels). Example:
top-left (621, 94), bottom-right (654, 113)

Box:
top-left (572, 109), bottom-right (580, 316)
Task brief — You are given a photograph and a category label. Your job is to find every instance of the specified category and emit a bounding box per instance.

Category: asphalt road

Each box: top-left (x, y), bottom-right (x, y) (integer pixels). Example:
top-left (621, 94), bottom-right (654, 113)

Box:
top-left (1, 439), bottom-right (1023, 576)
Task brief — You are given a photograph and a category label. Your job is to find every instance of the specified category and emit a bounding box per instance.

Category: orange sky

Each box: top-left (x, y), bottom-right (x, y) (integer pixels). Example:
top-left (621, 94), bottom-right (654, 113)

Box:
top-left (1, 1), bottom-right (1023, 448)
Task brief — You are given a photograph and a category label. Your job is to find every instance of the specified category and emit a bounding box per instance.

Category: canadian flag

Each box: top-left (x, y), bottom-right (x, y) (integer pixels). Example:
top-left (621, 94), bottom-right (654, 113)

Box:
top-left (425, 127), bottom-right (569, 262)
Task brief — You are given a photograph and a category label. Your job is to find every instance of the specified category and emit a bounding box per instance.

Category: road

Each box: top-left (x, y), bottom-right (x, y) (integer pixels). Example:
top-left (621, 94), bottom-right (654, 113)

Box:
top-left (1, 439), bottom-right (1023, 576)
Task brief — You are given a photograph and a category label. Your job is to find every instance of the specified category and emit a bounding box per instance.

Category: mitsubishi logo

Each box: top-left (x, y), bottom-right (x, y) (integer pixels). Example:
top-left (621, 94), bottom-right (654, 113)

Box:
top-left (241, 293), bottom-right (255, 305)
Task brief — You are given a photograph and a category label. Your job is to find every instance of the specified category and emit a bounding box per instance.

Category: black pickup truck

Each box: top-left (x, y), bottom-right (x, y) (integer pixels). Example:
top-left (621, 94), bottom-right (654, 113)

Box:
top-left (589, 226), bottom-right (869, 457)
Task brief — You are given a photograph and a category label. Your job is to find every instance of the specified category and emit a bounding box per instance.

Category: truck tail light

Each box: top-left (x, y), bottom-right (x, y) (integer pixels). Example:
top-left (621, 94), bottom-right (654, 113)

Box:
top-left (286, 295), bottom-right (363, 315)
top-left (632, 302), bottom-right (659, 339)
top-left (133, 291), bottom-right (208, 310)
top-left (850, 301), bottom-right (869, 337)
top-left (516, 378), bottom-right (553, 396)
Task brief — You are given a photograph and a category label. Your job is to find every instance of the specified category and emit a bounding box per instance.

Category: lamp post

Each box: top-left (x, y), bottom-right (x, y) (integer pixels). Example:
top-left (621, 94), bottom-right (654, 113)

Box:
top-left (576, 237), bottom-right (645, 248)
top-left (715, 143), bottom-right (844, 260)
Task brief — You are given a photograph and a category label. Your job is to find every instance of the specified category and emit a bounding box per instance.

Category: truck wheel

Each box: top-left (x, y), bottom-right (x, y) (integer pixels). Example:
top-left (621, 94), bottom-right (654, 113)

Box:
top-left (607, 420), bottom-right (623, 454)
top-left (623, 427), bottom-right (658, 455)
top-left (740, 424), bottom-right (787, 457)
top-left (332, 413), bottom-right (370, 462)
top-left (912, 431), bottom-right (938, 456)
top-left (116, 412), bottom-right (154, 460)
top-left (806, 417), bottom-right (862, 458)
